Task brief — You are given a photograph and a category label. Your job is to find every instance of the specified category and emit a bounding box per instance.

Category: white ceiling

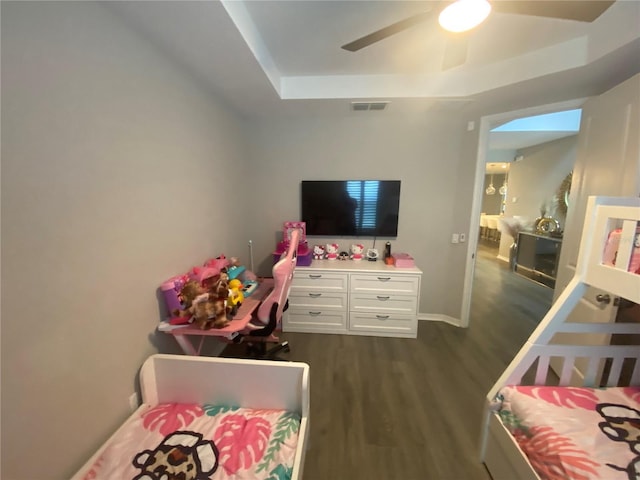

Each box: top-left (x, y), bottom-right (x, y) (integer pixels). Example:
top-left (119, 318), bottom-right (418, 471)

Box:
top-left (106, 0), bottom-right (640, 148)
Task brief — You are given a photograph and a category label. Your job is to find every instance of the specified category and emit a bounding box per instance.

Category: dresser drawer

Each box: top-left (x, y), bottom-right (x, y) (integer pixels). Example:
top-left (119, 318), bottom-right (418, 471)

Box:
top-left (289, 292), bottom-right (347, 310)
top-left (291, 272), bottom-right (348, 292)
top-left (350, 274), bottom-right (420, 295)
top-left (349, 312), bottom-right (417, 336)
top-left (283, 308), bottom-right (348, 333)
top-left (349, 293), bottom-right (417, 315)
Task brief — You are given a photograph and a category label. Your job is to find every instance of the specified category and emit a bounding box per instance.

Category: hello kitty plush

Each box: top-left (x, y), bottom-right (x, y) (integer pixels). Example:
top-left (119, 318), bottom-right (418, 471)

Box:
top-left (313, 244), bottom-right (326, 260)
top-left (325, 243), bottom-right (339, 260)
top-left (350, 243), bottom-right (364, 261)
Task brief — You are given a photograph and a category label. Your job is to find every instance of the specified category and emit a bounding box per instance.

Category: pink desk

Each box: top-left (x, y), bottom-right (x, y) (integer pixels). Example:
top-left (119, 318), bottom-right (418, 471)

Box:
top-left (162, 278), bottom-right (274, 356)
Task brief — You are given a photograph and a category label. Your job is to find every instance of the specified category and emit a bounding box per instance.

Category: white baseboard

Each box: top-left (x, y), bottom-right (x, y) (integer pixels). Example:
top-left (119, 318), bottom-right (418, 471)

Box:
top-left (496, 255), bottom-right (509, 263)
top-left (418, 313), bottom-right (462, 327)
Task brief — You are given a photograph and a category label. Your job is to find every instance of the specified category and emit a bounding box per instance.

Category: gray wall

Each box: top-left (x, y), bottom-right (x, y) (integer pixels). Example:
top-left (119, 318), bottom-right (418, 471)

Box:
top-left (244, 114), bottom-right (474, 319)
top-left (2, 2), bottom-right (249, 478)
top-left (497, 135), bottom-right (577, 258)
top-left (482, 173), bottom-right (507, 214)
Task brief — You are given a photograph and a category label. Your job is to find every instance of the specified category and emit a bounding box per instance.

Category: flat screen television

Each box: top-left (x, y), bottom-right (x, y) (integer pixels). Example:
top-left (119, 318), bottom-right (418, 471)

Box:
top-left (301, 180), bottom-right (401, 237)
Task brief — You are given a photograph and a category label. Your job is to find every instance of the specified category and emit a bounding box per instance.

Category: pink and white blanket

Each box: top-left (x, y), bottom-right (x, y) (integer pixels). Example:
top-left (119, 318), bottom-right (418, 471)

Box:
top-left (496, 386), bottom-right (640, 480)
top-left (82, 403), bottom-right (301, 480)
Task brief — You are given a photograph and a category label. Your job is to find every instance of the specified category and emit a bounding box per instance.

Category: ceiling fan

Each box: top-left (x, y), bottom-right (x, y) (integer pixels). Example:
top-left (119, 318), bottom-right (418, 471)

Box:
top-left (341, 0), bottom-right (615, 70)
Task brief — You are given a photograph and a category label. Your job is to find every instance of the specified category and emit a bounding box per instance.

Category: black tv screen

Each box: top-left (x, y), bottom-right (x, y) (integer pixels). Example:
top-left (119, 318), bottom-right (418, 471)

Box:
top-left (301, 180), bottom-right (400, 237)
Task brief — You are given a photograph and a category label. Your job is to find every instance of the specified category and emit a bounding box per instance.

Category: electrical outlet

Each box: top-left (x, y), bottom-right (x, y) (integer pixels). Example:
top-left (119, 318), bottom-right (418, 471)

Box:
top-left (451, 233), bottom-right (459, 244)
top-left (128, 392), bottom-right (138, 412)
top-left (459, 233), bottom-right (466, 243)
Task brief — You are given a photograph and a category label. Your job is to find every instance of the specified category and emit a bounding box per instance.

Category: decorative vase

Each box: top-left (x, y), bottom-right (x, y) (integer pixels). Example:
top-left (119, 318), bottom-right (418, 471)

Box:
top-left (536, 216), bottom-right (560, 235)
top-left (509, 242), bottom-right (518, 271)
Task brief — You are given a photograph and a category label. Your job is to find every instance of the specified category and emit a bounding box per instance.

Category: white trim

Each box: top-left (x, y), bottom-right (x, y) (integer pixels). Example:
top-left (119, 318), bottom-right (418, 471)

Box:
top-left (460, 98), bottom-right (587, 328)
top-left (496, 255), bottom-right (509, 263)
top-left (419, 313), bottom-right (462, 327)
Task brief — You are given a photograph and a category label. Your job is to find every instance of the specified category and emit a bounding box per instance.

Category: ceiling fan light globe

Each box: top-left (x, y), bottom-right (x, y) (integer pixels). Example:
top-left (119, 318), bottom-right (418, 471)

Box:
top-left (439, 0), bottom-right (492, 33)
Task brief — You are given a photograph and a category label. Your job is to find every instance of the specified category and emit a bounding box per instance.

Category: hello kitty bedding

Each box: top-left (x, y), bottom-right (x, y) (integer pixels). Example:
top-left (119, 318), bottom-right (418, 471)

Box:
top-left (80, 403), bottom-right (301, 480)
top-left (494, 386), bottom-right (640, 480)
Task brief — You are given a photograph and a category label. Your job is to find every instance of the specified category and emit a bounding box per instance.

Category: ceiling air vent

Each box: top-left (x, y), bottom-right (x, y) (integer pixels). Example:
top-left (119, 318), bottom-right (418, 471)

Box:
top-left (351, 101), bottom-right (389, 112)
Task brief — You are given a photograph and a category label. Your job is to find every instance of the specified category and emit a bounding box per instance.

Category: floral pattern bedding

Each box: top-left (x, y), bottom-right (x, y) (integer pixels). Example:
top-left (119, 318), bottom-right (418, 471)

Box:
top-left (495, 386), bottom-right (640, 480)
top-left (82, 403), bottom-right (301, 480)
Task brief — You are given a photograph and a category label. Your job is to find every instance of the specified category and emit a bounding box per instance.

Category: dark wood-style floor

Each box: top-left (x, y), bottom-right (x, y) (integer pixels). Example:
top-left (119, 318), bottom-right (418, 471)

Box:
top-left (223, 240), bottom-right (553, 479)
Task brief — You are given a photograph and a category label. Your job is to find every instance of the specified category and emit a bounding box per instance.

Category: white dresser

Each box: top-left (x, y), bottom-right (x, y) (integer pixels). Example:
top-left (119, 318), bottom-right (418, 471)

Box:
top-left (283, 260), bottom-right (422, 338)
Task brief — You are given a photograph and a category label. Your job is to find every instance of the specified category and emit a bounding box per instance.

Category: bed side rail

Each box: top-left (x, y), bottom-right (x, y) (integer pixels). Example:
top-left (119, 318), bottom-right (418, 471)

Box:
top-left (487, 310), bottom-right (640, 399)
top-left (140, 354), bottom-right (310, 415)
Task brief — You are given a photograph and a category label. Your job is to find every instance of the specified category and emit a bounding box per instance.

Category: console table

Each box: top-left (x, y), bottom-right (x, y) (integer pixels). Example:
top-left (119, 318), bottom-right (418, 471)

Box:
top-left (283, 260), bottom-right (422, 338)
top-left (515, 232), bottom-right (562, 288)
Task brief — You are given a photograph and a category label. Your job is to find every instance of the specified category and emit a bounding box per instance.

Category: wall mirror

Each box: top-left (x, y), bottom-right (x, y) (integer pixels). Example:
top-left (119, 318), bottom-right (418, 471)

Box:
top-left (556, 172), bottom-right (572, 217)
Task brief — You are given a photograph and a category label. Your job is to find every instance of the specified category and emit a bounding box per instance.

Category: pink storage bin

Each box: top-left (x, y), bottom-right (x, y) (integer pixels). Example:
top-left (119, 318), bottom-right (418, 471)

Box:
top-left (160, 273), bottom-right (190, 313)
top-left (393, 253), bottom-right (415, 268)
top-left (603, 227), bottom-right (640, 273)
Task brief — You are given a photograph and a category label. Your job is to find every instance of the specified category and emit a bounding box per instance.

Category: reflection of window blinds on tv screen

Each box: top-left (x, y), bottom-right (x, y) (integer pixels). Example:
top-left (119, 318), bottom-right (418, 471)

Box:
top-left (301, 180), bottom-right (401, 237)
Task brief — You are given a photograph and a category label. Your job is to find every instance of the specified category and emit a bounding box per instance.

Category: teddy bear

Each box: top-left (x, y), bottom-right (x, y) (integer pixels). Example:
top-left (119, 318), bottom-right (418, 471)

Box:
top-left (175, 280), bottom-right (206, 313)
top-left (173, 291), bottom-right (228, 330)
top-left (350, 243), bottom-right (364, 261)
top-left (313, 244), bottom-right (326, 260)
top-left (325, 243), bottom-right (339, 260)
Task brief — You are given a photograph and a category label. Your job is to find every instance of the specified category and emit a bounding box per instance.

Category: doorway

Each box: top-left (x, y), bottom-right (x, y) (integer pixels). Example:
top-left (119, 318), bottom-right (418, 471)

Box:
top-left (460, 98), bottom-right (585, 328)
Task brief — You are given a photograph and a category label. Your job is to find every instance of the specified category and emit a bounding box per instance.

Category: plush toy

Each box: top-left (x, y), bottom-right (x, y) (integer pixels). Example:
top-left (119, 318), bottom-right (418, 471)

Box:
top-left (172, 281), bottom-right (206, 318)
top-left (227, 279), bottom-right (244, 317)
top-left (313, 245), bottom-right (326, 260)
top-left (325, 243), bottom-right (339, 260)
top-left (172, 291), bottom-right (227, 330)
top-left (350, 243), bottom-right (364, 261)
top-left (193, 294), bottom-right (227, 330)
top-left (338, 251), bottom-right (349, 261)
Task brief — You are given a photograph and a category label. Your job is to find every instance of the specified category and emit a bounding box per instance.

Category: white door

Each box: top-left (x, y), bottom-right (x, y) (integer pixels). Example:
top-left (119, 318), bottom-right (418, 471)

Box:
top-left (553, 74), bottom-right (640, 382)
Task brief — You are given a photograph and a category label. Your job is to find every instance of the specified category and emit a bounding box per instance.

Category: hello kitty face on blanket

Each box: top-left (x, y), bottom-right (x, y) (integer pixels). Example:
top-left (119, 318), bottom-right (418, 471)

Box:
top-left (596, 403), bottom-right (640, 477)
top-left (132, 431), bottom-right (219, 480)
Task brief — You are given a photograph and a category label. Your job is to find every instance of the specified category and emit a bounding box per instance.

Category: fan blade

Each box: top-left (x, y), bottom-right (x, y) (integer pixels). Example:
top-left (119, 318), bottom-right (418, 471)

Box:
top-left (491, 0), bottom-right (615, 22)
top-left (442, 35), bottom-right (469, 70)
top-left (341, 10), bottom-right (434, 52)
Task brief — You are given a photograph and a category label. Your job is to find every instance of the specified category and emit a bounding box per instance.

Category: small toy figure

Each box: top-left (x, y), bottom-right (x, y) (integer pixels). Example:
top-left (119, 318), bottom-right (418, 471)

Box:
top-left (313, 244), bottom-right (326, 260)
top-left (227, 279), bottom-right (244, 316)
top-left (350, 243), bottom-right (364, 261)
top-left (338, 251), bottom-right (349, 261)
top-left (325, 243), bottom-right (339, 260)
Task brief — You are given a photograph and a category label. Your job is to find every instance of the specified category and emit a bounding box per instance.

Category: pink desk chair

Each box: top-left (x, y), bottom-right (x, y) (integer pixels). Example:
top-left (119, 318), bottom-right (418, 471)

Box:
top-left (241, 227), bottom-right (301, 359)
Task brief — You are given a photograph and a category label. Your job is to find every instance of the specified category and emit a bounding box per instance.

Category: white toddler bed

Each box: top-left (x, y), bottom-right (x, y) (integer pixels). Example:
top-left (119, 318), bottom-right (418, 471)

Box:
top-left (480, 196), bottom-right (640, 480)
top-left (72, 354), bottom-right (310, 480)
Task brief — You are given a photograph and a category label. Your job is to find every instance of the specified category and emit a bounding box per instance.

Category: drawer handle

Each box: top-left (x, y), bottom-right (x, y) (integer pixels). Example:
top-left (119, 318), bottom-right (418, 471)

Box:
top-left (376, 296), bottom-right (390, 301)
top-left (377, 277), bottom-right (391, 281)
top-left (376, 315), bottom-right (390, 320)
top-left (308, 311), bottom-right (321, 316)
top-left (308, 274), bottom-right (322, 279)
top-left (308, 293), bottom-right (322, 298)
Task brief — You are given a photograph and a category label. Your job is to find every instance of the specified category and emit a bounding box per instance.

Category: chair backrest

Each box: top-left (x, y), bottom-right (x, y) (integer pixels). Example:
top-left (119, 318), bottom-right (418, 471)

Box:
top-left (255, 228), bottom-right (300, 325)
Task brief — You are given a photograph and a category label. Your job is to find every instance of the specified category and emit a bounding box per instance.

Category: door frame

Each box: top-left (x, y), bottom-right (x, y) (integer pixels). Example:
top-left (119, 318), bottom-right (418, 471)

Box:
top-left (459, 98), bottom-right (587, 328)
